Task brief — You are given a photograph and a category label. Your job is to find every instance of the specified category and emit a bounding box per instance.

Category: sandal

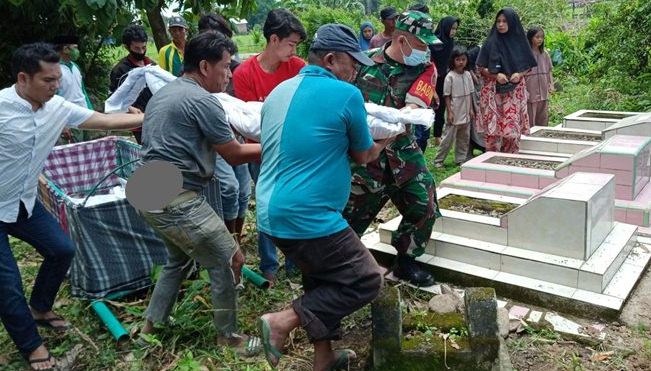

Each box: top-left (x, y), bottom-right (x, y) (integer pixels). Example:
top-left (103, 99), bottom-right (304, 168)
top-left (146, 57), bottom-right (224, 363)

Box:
top-left (219, 334), bottom-right (263, 357)
top-left (258, 317), bottom-right (283, 368)
top-left (329, 349), bottom-right (356, 371)
top-left (34, 314), bottom-right (71, 333)
top-left (24, 350), bottom-right (56, 371)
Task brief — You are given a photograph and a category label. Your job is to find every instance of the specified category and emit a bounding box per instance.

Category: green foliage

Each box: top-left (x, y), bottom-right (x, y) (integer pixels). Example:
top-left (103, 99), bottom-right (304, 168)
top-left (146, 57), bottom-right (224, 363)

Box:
top-left (292, 6), bottom-right (368, 58)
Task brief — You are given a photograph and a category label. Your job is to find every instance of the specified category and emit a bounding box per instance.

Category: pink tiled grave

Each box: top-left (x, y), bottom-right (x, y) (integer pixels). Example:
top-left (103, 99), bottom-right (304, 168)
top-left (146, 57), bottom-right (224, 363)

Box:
top-left (443, 135), bottom-right (651, 229)
top-left (368, 173), bottom-right (650, 314)
top-left (564, 109), bottom-right (642, 131)
top-left (520, 126), bottom-right (601, 155)
top-left (460, 152), bottom-right (563, 189)
top-left (560, 135), bottom-right (651, 201)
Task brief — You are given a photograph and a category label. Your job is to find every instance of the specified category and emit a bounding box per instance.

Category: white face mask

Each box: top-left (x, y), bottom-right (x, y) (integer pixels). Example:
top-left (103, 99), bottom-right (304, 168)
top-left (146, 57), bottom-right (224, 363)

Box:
top-left (401, 37), bottom-right (429, 66)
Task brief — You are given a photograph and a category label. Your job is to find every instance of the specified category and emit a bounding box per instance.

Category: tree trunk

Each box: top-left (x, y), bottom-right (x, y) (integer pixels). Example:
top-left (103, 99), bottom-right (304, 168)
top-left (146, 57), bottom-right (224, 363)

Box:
top-left (147, 0), bottom-right (169, 51)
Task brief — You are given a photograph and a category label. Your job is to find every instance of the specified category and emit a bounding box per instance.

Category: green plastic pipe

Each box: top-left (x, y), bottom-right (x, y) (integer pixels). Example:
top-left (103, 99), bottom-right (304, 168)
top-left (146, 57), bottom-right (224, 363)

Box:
top-left (242, 266), bottom-right (270, 289)
top-left (91, 301), bottom-right (129, 342)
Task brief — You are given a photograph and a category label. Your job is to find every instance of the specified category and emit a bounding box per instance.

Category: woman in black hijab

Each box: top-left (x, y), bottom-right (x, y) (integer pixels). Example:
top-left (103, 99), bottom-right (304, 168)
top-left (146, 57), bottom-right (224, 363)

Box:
top-left (422, 16), bottom-right (459, 153)
top-left (476, 8), bottom-right (537, 153)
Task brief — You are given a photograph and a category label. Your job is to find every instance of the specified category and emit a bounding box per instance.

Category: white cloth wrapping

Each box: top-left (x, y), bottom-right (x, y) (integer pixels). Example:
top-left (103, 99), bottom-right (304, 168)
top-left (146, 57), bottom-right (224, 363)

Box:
top-left (104, 66), bottom-right (175, 113)
top-left (104, 69), bottom-right (435, 140)
top-left (213, 93), bottom-right (263, 141)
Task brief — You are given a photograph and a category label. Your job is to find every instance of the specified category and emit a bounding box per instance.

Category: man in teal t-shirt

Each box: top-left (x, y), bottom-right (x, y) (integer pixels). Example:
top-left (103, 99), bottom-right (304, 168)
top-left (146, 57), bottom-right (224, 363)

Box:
top-left (255, 24), bottom-right (393, 371)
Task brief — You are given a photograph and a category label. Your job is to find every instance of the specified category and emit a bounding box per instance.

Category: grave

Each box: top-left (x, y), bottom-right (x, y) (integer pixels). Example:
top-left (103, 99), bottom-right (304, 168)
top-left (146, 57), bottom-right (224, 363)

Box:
top-left (441, 135), bottom-right (651, 234)
top-left (563, 109), bottom-right (642, 131)
top-left (601, 112), bottom-right (651, 139)
top-left (364, 172), bottom-right (651, 317)
top-left (371, 286), bottom-right (511, 370)
top-left (519, 126), bottom-right (601, 157)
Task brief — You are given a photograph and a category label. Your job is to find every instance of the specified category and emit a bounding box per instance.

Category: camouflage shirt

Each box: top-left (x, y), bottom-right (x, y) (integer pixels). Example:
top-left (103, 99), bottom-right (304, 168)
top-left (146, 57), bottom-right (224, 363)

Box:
top-left (353, 44), bottom-right (437, 189)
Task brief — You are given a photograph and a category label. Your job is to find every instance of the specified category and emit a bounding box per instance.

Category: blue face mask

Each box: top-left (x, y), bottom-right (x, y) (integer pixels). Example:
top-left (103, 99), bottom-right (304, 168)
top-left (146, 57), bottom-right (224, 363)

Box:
top-left (401, 37), bottom-right (430, 66)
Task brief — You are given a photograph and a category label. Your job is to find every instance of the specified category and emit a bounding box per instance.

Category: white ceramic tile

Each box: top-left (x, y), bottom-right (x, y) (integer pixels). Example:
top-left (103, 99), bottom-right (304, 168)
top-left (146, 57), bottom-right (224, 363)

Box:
top-left (578, 271), bottom-right (605, 292)
top-left (519, 150), bottom-right (573, 158)
top-left (501, 246), bottom-right (584, 269)
top-left (494, 271), bottom-right (577, 298)
top-left (507, 198), bottom-right (587, 259)
top-left (582, 223), bottom-right (636, 273)
top-left (572, 289), bottom-right (623, 310)
top-left (428, 256), bottom-right (500, 280)
top-left (558, 142), bottom-right (595, 155)
top-left (544, 313), bottom-right (587, 337)
top-left (625, 243), bottom-right (651, 268)
top-left (528, 310), bottom-right (543, 323)
top-left (500, 255), bottom-right (579, 287)
top-left (603, 261), bottom-right (650, 299)
top-left (434, 239), bottom-right (502, 270)
top-left (520, 138), bottom-right (559, 152)
top-left (441, 217), bottom-right (507, 245)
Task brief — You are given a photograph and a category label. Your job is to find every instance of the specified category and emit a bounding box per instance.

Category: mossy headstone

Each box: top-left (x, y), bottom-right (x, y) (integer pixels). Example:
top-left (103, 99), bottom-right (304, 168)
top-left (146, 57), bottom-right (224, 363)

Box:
top-left (372, 285), bottom-right (401, 369)
top-left (464, 287), bottom-right (499, 364)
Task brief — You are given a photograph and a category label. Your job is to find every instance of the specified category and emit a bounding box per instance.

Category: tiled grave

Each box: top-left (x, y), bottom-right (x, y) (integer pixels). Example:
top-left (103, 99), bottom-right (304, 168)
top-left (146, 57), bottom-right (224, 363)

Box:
top-left (602, 112), bottom-right (651, 139)
top-left (365, 172), bottom-right (651, 315)
top-left (442, 135), bottom-right (651, 231)
top-left (520, 126), bottom-right (601, 155)
top-left (563, 109), bottom-right (642, 131)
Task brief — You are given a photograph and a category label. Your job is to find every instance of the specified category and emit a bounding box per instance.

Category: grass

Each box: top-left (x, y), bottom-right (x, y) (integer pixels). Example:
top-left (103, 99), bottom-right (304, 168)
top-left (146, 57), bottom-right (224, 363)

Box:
top-left (1, 53), bottom-right (638, 369)
top-left (233, 34), bottom-right (265, 55)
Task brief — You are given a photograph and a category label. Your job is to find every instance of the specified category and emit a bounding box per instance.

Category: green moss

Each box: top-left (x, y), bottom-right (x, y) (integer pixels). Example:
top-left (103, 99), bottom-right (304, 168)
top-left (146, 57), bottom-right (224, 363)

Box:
top-left (438, 195), bottom-right (518, 216)
top-left (403, 312), bottom-right (466, 332)
top-left (402, 333), bottom-right (471, 353)
top-left (465, 287), bottom-right (496, 302)
top-left (376, 286), bottom-right (400, 306)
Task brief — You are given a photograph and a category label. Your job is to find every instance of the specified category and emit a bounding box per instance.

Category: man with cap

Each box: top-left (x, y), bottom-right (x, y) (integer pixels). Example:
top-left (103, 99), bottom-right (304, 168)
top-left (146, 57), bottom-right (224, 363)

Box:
top-left (51, 34), bottom-right (95, 143)
top-left (158, 15), bottom-right (188, 76)
top-left (344, 10), bottom-right (441, 287)
top-left (369, 6), bottom-right (399, 49)
top-left (256, 24), bottom-right (389, 371)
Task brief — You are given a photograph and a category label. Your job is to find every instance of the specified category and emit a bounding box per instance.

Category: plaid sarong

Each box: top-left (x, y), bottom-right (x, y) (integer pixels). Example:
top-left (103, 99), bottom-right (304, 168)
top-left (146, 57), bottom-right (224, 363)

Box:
top-left (38, 136), bottom-right (223, 298)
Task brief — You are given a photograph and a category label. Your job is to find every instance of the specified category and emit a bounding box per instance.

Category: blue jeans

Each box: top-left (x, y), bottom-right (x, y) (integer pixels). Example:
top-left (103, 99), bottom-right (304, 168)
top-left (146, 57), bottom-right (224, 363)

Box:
top-left (248, 162), bottom-right (296, 276)
top-left (215, 155), bottom-right (251, 220)
top-left (415, 126), bottom-right (430, 153)
top-left (0, 201), bottom-right (75, 354)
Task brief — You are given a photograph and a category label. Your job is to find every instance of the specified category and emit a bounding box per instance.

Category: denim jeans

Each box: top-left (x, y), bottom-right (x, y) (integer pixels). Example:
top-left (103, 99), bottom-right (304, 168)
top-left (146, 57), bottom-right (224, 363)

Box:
top-left (141, 193), bottom-right (239, 336)
top-left (0, 201), bottom-right (75, 354)
top-left (415, 125), bottom-right (430, 154)
top-left (248, 162), bottom-right (296, 276)
top-left (215, 155), bottom-right (251, 220)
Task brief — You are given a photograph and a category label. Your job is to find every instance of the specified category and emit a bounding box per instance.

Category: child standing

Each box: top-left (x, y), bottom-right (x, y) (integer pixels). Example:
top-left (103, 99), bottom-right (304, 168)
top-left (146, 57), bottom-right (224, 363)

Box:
top-left (434, 46), bottom-right (475, 168)
top-left (526, 26), bottom-right (554, 126)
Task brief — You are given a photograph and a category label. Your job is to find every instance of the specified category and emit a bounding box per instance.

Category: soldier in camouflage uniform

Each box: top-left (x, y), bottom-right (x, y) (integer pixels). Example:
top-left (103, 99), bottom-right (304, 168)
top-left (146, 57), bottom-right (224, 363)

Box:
top-left (344, 10), bottom-right (441, 286)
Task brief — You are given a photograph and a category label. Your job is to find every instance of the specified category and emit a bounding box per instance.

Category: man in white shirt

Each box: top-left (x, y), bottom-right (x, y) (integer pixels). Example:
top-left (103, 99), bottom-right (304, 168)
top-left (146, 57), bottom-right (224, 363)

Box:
top-left (0, 42), bottom-right (143, 371)
top-left (51, 35), bottom-right (94, 143)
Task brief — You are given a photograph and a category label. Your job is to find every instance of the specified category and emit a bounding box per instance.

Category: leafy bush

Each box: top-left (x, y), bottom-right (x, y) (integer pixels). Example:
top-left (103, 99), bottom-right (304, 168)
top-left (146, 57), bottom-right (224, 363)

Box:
top-left (292, 6), bottom-right (368, 58)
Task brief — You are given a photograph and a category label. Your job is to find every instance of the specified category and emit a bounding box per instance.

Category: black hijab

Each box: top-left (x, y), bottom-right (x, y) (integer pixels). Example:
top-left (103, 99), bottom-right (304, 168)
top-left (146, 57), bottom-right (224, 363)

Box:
top-left (430, 16), bottom-right (459, 75)
top-left (476, 8), bottom-right (537, 75)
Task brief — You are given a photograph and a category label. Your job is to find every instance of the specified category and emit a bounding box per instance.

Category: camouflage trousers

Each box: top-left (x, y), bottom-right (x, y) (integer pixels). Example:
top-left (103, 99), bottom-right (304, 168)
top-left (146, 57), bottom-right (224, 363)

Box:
top-left (343, 169), bottom-right (439, 257)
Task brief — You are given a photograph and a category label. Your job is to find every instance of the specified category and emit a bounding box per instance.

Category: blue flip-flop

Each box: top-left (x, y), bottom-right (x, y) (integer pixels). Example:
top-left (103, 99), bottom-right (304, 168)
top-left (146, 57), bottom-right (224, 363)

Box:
top-left (257, 317), bottom-right (282, 368)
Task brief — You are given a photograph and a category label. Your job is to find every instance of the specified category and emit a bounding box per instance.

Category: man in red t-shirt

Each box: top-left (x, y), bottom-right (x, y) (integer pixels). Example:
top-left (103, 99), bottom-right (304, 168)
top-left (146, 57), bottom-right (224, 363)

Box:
top-left (232, 8), bottom-right (306, 283)
top-left (233, 9), bottom-right (306, 102)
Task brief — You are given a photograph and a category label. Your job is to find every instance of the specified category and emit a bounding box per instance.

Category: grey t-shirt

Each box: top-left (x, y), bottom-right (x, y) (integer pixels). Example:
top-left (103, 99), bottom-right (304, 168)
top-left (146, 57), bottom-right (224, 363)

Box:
top-left (141, 77), bottom-right (234, 191)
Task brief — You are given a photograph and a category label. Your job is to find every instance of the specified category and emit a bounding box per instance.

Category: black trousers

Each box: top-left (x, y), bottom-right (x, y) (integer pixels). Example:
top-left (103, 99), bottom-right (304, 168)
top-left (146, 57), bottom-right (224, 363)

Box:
top-left (272, 227), bottom-right (383, 342)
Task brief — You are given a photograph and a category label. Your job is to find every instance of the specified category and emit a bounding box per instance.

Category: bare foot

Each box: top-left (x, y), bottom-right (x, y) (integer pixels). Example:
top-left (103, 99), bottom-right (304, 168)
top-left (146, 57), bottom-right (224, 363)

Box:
top-left (141, 320), bottom-right (155, 335)
top-left (27, 345), bottom-right (56, 370)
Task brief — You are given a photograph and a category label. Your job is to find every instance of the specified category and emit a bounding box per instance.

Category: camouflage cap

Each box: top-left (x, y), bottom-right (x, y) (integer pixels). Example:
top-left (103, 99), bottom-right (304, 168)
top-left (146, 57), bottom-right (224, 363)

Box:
top-left (395, 11), bottom-right (442, 45)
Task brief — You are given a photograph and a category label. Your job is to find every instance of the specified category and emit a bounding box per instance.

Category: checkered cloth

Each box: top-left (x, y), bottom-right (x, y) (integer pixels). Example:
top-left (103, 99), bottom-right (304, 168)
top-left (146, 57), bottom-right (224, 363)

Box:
top-left (38, 136), bottom-right (223, 298)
